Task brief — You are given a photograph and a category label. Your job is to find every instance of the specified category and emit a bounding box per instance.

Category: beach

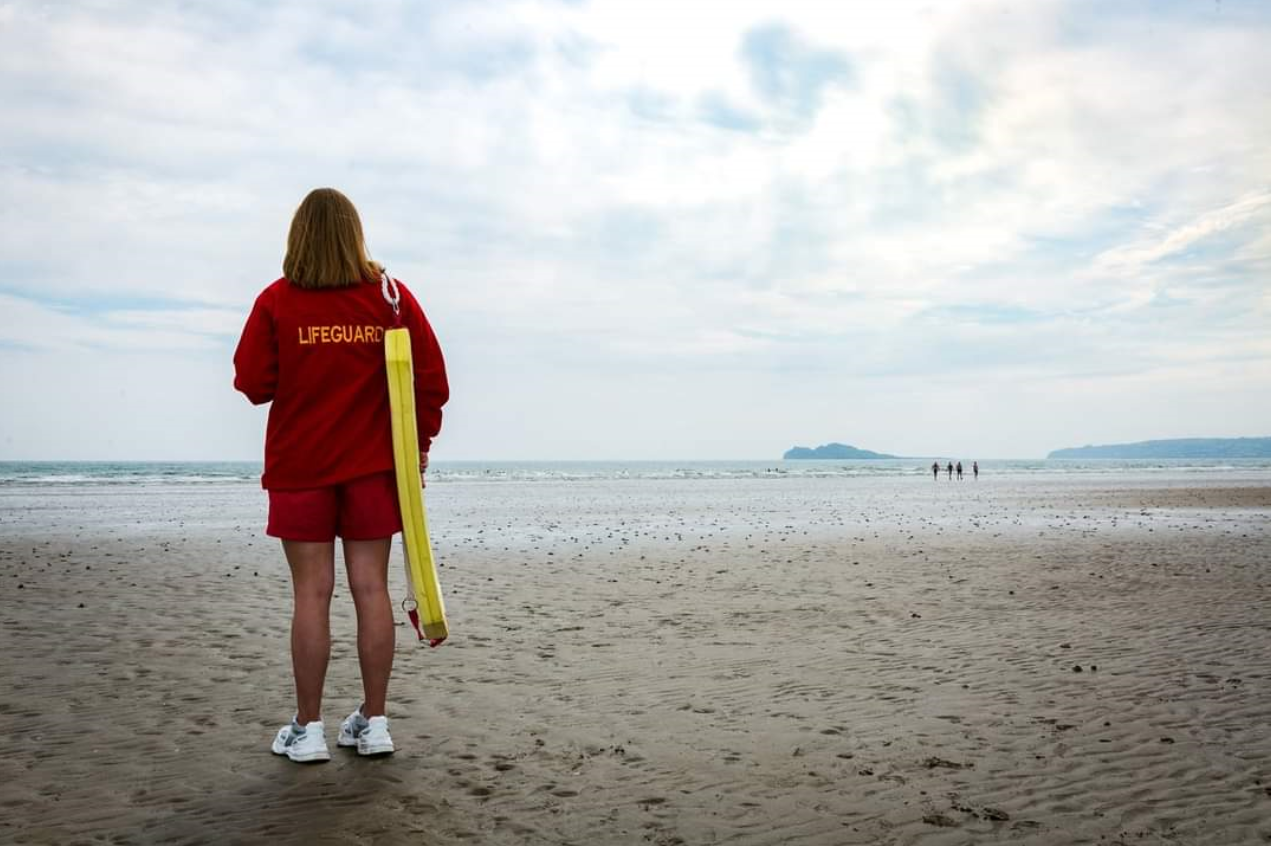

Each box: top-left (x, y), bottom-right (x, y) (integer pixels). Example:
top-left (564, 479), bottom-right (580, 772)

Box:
top-left (1, 469), bottom-right (1268, 845)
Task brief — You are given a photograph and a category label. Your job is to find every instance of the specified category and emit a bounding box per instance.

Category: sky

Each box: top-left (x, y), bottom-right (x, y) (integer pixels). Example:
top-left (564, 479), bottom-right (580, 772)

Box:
top-left (0, 0), bottom-right (1268, 461)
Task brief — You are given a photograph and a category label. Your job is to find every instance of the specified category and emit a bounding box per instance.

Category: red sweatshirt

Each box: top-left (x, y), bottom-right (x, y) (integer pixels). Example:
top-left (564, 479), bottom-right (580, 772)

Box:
top-left (233, 276), bottom-right (449, 490)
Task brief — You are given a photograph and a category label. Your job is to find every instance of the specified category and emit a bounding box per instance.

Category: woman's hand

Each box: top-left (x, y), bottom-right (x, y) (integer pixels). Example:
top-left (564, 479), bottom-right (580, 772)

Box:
top-left (420, 451), bottom-right (429, 488)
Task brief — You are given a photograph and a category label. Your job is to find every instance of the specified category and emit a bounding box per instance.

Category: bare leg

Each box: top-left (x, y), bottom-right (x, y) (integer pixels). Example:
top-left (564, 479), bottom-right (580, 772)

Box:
top-left (343, 537), bottom-right (395, 717)
top-left (282, 540), bottom-right (336, 724)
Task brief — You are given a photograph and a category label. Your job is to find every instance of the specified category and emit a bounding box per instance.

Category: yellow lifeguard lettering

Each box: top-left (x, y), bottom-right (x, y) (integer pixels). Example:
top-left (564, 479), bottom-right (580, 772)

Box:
top-left (298, 324), bottom-right (387, 344)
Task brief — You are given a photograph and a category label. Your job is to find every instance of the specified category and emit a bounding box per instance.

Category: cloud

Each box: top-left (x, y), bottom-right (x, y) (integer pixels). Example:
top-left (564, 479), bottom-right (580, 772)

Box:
top-left (0, 294), bottom-right (240, 352)
top-left (739, 23), bottom-right (853, 122)
top-left (1093, 191), bottom-right (1270, 276)
top-left (0, 0), bottom-right (1266, 458)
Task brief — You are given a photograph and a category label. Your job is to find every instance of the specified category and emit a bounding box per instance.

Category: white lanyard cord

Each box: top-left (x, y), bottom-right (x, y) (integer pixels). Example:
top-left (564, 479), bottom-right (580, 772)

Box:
top-left (380, 270), bottom-right (401, 317)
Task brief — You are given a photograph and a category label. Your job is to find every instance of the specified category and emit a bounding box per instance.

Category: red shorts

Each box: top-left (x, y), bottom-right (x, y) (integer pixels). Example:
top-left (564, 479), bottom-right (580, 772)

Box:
top-left (267, 471), bottom-right (403, 542)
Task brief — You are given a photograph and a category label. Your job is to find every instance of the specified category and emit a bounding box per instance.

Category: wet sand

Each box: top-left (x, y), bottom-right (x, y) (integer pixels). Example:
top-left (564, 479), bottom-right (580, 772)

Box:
top-left (0, 475), bottom-right (1268, 845)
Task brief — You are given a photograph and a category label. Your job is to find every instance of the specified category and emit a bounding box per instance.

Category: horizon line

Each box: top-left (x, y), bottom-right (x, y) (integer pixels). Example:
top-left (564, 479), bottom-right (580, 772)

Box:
top-left (6, 454), bottom-right (1268, 464)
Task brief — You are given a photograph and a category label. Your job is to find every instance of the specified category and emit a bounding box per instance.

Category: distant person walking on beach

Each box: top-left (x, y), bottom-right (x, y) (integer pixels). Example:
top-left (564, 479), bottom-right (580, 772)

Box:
top-left (234, 188), bottom-right (449, 763)
top-left (947, 461), bottom-right (954, 480)
top-left (973, 461), bottom-right (979, 480)
top-left (932, 461), bottom-right (940, 480)
top-left (956, 461), bottom-right (963, 480)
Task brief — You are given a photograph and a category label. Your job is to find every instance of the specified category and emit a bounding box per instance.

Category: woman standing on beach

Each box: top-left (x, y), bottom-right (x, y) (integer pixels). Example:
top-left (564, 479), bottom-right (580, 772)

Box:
top-left (234, 188), bottom-right (449, 763)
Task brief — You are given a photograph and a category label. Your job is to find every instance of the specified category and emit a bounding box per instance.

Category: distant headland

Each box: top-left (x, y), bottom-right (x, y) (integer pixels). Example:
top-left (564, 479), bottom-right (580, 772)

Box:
top-left (783, 443), bottom-right (900, 460)
top-left (1047, 437), bottom-right (1271, 459)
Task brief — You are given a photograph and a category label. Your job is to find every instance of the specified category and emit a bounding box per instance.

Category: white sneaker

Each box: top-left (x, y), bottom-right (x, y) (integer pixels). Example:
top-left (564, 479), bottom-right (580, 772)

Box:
top-left (271, 719), bottom-right (330, 763)
top-left (358, 716), bottom-right (395, 756)
top-left (339, 708), bottom-right (394, 756)
top-left (338, 708), bottom-right (367, 747)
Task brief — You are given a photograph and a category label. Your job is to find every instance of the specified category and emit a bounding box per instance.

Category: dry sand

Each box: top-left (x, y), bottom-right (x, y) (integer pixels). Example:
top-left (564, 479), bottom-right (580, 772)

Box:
top-left (0, 475), bottom-right (1268, 845)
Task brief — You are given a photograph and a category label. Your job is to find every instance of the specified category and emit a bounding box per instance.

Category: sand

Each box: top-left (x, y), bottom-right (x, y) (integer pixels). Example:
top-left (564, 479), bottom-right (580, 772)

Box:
top-left (0, 474), bottom-right (1267, 845)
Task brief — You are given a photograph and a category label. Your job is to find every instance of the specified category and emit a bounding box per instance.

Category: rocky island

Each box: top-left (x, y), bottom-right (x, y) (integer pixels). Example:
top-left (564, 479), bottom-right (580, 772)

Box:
top-left (1047, 437), bottom-right (1270, 459)
top-left (784, 443), bottom-right (900, 460)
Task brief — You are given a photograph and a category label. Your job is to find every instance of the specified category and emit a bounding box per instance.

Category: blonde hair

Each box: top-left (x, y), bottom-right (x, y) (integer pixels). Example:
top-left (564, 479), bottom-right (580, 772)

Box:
top-left (283, 188), bottom-right (383, 288)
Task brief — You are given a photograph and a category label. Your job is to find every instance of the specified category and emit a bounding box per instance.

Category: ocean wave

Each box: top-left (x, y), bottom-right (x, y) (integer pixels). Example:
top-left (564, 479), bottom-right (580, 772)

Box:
top-left (0, 459), bottom-right (1266, 488)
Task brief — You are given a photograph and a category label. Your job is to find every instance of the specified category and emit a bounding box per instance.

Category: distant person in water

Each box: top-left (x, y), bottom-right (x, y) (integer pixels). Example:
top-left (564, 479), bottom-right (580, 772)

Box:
top-left (973, 461), bottom-right (979, 480)
top-left (956, 461), bottom-right (963, 480)
top-left (932, 461), bottom-right (939, 480)
top-left (947, 461), bottom-right (954, 479)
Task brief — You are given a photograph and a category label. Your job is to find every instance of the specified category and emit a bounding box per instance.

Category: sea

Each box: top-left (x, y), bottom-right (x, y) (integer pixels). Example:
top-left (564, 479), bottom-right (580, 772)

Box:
top-left (0, 458), bottom-right (1268, 488)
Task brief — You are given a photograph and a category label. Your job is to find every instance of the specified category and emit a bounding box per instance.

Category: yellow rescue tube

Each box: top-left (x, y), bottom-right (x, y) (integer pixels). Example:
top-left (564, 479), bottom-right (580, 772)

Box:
top-left (385, 327), bottom-right (449, 646)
